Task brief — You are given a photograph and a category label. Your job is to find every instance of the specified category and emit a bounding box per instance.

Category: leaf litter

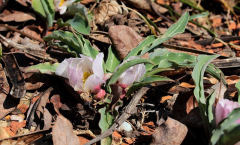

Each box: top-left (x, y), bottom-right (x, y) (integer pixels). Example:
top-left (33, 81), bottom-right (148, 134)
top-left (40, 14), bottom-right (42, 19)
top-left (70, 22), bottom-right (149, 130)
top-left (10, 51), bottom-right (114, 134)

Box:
top-left (1, 0), bottom-right (240, 145)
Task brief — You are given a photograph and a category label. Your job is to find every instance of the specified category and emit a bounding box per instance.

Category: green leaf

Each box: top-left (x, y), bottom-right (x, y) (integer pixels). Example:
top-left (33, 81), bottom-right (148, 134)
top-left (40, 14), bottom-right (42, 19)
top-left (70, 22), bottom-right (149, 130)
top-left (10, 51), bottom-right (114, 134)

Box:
top-left (126, 75), bottom-right (173, 96)
top-left (32, 0), bottom-right (55, 27)
top-left (189, 11), bottom-right (209, 21)
top-left (44, 31), bottom-right (98, 58)
top-left (192, 54), bottom-right (219, 139)
top-left (99, 107), bottom-right (114, 145)
top-left (206, 90), bottom-right (216, 130)
top-left (125, 35), bottom-right (156, 60)
top-left (192, 55), bottom-right (219, 104)
top-left (210, 108), bottom-right (240, 145)
top-left (28, 62), bottom-right (59, 74)
top-left (142, 11), bottom-right (189, 55)
top-left (63, 3), bottom-right (88, 18)
top-left (106, 58), bottom-right (154, 88)
top-left (144, 68), bottom-right (174, 77)
top-left (218, 123), bottom-right (240, 145)
top-left (57, 13), bottom-right (90, 35)
top-left (235, 81), bottom-right (240, 104)
top-left (106, 46), bottom-right (121, 72)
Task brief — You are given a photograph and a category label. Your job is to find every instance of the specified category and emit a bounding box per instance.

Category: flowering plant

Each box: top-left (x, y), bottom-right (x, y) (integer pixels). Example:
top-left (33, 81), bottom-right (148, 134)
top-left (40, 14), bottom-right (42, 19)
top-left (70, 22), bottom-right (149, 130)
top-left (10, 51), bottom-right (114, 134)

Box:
top-left (54, 0), bottom-right (75, 14)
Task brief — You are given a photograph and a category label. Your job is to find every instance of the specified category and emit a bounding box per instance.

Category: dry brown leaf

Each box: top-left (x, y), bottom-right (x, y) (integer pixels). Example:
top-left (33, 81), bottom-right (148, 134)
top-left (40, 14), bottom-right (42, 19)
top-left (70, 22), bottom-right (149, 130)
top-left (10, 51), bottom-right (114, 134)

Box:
top-left (22, 26), bottom-right (42, 40)
top-left (178, 40), bottom-right (205, 51)
top-left (179, 82), bottom-right (195, 88)
top-left (0, 12), bottom-right (35, 22)
top-left (94, 0), bottom-right (123, 24)
top-left (43, 108), bottom-right (52, 130)
top-left (150, 117), bottom-right (188, 145)
top-left (52, 115), bottom-right (80, 145)
top-left (122, 0), bottom-right (168, 14)
top-left (108, 25), bottom-right (144, 60)
top-left (0, 63), bottom-right (16, 119)
top-left (50, 95), bottom-right (62, 115)
top-left (10, 120), bottom-right (26, 134)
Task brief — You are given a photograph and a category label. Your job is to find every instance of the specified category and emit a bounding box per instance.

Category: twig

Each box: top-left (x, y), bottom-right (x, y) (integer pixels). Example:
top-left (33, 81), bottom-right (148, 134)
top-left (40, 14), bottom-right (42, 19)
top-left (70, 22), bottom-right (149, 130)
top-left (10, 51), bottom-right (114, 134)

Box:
top-left (0, 24), bottom-right (44, 43)
top-left (84, 87), bottom-right (149, 145)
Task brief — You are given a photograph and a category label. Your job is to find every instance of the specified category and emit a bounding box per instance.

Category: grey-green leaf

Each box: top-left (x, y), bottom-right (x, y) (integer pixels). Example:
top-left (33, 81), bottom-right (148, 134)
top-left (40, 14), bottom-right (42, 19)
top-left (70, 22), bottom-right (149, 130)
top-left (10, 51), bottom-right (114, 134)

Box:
top-left (126, 75), bottom-right (173, 96)
top-left (125, 35), bottom-right (156, 60)
top-left (149, 12), bottom-right (189, 49)
top-left (206, 90), bottom-right (216, 130)
top-left (106, 58), bottom-right (154, 88)
top-left (32, 0), bottom-right (55, 27)
top-left (28, 62), bottom-right (59, 74)
top-left (189, 11), bottom-right (209, 21)
top-left (218, 123), bottom-right (240, 145)
top-left (235, 81), bottom-right (240, 104)
top-left (106, 46), bottom-right (121, 72)
top-left (192, 54), bottom-right (219, 104)
top-left (210, 108), bottom-right (240, 145)
top-left (99, 107), bottom-right (114, 145)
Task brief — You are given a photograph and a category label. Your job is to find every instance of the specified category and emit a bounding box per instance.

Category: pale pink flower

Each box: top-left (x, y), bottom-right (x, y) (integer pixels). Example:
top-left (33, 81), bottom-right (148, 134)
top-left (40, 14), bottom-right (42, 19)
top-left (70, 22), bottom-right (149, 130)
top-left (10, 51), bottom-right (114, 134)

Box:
top-left (54, 0), bottom-right (75, 14)
top-left (215, 99), bottom-right (240, 125)
top-left (116, 56), bottom-right (146, 87)
top-left (55, 53), bottom-right (106, 99)
top-left (115, 56), bottom-right (146, 98)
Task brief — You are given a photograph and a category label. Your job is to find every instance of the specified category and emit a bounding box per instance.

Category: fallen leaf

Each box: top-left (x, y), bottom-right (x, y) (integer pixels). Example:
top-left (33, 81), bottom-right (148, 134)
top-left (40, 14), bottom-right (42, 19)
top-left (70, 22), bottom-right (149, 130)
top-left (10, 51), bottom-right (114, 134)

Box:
top-left (0, 63), bottom-right (17, 119)
top-left (0, 12), bottom-right (35, 22)
top-left (178, 40), bottom-right (205, 51)
top-left (50, 95), bottom-right (62, 115)
top-left (179, 82), bottom-right (195, 88)
top-left (43, 108), bottom-right (52, 130)
top-left (108, 25), bottom-right (144, 60)
top-left (78, 136), bottom-right (90, 145)
top-left (52, 115), bottom-right (80, 145)
top-left (10, 120), bottom-right (26, 134)
top-left (150, 117), bottom-right (188, 145)
top-left (22, 26), bottom-right (42, 40)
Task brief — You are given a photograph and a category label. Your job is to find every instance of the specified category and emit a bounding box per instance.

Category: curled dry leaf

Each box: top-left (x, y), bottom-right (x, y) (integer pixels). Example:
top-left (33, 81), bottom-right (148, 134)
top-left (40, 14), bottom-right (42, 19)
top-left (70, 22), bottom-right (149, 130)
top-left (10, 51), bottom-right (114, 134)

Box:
top-left (22, 26), bottom-right (42, 40)
top-left (94, 0), bottom-right (123, 24)
top-left (108, 25), bottom-right (144, 60)
top-left (0, 12), bottom-right (36, 22)
top-left (52, 115), bottom-right (80, 145)
top-left (151, 117), bottom-right (188, 145)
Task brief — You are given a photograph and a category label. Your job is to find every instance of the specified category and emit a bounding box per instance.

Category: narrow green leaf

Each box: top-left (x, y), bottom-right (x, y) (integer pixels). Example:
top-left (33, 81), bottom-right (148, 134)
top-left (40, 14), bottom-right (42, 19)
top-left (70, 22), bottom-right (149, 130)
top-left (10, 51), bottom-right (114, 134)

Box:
top-left (144, 68), bottom-right (174, 77)
top-left (149, 12), bottom-right (189, 49)
top-left (106, 59), bottom-right (154, 87)
top-left (63, 3), bottom-right (88, 18)
top-left (106, 46), bottom-right (121, 72)
top-left (192, 55), bottom-right (219, 104)
top-left (206, 90), bottom-right (216, 130)
top-left (125, 35), bottom-right (156, 60)
top-left (32, 0), bottom-right (55, 27)
top-left (235, 81), bottom-right (240, 104)
top-left (126, 75), bottom-right (173, 96)
top-left (28, 62), bottom-right (59, 74)
top-left (99, 107), bottom-right (114, 145)
top-left (218, 123), bottom-right (240, 145)
top-left (189, 11), bottom-right (209, 21)
top-left (210, 108), bottom-right (240, 145)
top-left (192, 54), bottom-right (219, 140)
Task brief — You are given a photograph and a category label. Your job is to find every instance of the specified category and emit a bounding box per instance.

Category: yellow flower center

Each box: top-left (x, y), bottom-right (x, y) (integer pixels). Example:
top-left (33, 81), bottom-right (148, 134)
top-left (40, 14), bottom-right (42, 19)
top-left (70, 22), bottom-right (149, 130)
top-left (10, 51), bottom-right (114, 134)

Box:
top-left (82, 72), bottom-right (92, 84)
top-left (59, 0), bottom-right (65, 6)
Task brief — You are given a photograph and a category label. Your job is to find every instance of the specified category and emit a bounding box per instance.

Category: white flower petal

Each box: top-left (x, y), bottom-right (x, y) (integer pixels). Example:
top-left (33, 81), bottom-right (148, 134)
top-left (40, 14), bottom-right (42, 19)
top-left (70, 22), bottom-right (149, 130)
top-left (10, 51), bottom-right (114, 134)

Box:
top-left (120, 70), bottom-right (135, 86)
top-left (79, 54), bottom-right (94, 73)
top-left (84, 74), bottom-right (104, 92)
top-left (62, 0), bottom-right (75, 6)
top-left (58, 6), bottom-right (68, 14)
top-left (93, 53), bottom-right (104, 79)
top-left (55, 58), bottom-right (81, 78)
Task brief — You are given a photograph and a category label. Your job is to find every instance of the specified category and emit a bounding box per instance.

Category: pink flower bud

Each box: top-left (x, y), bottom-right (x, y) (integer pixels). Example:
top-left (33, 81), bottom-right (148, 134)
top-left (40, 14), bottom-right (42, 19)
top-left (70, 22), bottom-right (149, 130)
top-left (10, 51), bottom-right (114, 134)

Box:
top-left (93, 89), bottom-right (106, 100)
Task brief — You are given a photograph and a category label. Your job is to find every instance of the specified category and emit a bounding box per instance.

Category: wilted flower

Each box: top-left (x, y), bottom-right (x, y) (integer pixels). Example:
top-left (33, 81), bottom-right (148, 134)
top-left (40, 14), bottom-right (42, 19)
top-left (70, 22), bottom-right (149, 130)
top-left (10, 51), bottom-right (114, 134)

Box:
top-left (215, 99), bottom-right (240, 125)
top-left (54, 0), bottom-right (75, 14)
top-left (55, 53), bottom-right (106, 100)
top-left (115, 56), bottom-right (146, 98)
